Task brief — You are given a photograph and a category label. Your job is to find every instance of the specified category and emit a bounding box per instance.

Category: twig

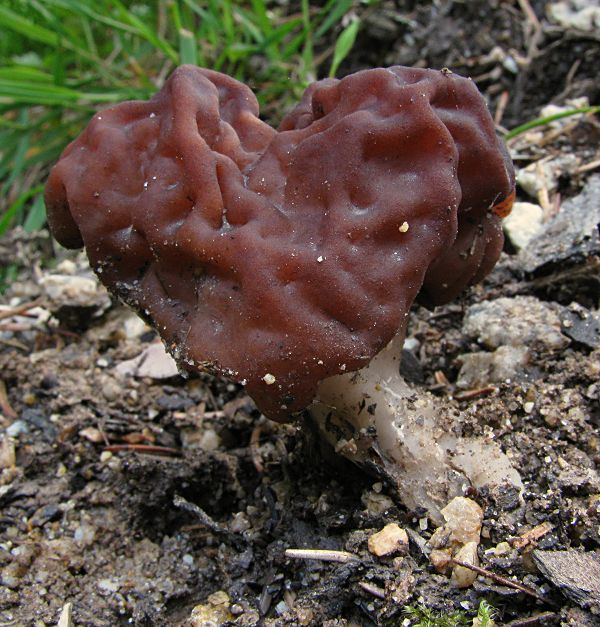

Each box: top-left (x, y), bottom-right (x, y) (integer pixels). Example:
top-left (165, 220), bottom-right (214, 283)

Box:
top-left (0, 322), bottom-right (36, 332)
top-left (517, 0), bottom-right (543, 64)
top-left (504, 257), bottom-right (600, 297)
top-left (536, 160), bottom-right (551, 215)
top-left (494, 90), bottom-right (510, 126)
top-left (250, 424), bottom-right (264, 473)
top-left (575, 157), bottom-right (600, 174)
top-left (202, 410), bottom-right (226, 419)
top-left (0, 380), bottom-right (17, 420)
top-left (512, 521), bottom-right (553, 551)
top-left (504, 612), bottom-right (556, 626)
top-left (358, 581), bottom-right (385, 599)
top-left (548, 192), bottom-right (561, 221)
top-left (0, 337), bottom-right (29, 351)
top-left (434, 370), bottom-right (450, 386)
top-left (450, 559), bottom-right (557, 606)
top-left (173, 494), bottom-right (230, 535)
top-left (285, 548), bottom-right (360, 564)
top-left (517, 0), bottom-right (541, 31)
top-left (102, 443), bottom-right (182, 457)
top-left (564, 59), bottom-right (581, 90)
top-left (454, 386), bottom-right (498, 401)
top-left (0, 298), bottom-right (43, 321)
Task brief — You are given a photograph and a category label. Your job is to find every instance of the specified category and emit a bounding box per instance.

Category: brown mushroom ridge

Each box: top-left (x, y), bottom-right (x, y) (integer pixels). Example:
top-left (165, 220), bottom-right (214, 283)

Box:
top-left (45, 65), bottom-right (514, 421)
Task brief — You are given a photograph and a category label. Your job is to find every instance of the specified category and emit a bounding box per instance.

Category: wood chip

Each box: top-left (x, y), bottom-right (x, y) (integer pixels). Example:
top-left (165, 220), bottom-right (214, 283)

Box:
top-left (512, 521), bottom-right (553, 551)
top-left (533, 550), bottom-right (600, 609)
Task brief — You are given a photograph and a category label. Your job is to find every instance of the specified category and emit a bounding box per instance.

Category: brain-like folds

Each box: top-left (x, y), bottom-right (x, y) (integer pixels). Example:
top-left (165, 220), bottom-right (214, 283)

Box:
top-left (45, 65), bottom-right (514, 420)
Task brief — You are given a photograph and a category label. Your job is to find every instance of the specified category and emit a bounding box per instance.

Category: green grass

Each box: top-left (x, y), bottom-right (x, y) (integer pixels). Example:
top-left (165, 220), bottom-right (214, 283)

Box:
top-left (504, 105), bottom-right (600, 140)
top-left (0, 0), bottom-right (373, 244)
top-left (2, 0), bottom-right (596, 275)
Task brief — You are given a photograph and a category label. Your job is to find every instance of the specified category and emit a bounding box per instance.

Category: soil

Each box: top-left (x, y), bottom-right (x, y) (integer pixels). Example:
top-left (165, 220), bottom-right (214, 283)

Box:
top-left (1, 1), bottom-right (599, 625)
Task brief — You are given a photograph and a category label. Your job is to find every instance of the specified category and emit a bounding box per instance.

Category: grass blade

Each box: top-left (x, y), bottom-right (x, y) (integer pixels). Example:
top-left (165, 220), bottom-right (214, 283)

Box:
top-left (178, 28), bottom-right (198, 65)
top-left (329, 19), bottom-right (359, 78)
top-left (315, 0), bottom-right (354, 38)
top-left (505, 105), bottom-right (600, 139)
top-left (23, 194), bottom-right (47, 233)
top-left (0, 185), bottom-right (45, 236)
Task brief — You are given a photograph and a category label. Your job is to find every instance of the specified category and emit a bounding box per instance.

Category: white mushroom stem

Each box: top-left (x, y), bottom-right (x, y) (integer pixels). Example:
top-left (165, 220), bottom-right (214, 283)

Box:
top-left (310, 333), bottom-right (523, 524)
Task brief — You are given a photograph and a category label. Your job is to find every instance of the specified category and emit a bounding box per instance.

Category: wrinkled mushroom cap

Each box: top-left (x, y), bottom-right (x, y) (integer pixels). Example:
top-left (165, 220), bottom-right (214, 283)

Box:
top-left (45, 65), bottom-right (514, 421)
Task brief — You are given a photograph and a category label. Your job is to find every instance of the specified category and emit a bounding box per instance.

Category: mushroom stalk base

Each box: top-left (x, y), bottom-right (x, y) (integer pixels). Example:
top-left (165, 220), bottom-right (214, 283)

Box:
top-left (310, 334), bottom-right (523, 523)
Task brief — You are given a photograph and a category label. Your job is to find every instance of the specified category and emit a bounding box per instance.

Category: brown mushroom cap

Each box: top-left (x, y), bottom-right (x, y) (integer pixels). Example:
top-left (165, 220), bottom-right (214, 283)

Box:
top-left (45, 65), bottom-right (514, 421)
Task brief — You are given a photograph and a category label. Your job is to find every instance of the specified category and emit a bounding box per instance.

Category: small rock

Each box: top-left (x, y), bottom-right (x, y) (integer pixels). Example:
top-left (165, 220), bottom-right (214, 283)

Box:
top-left (428, 498), bottom-right (484, 588)
top-left (399, 348), bottom-right (424, 384)
top-left (519, 175), bottom-right (600, 275)
top-left (29, 503), bottom-right (61, 528)
top-left (463, 296), bottom-right (569, 351)
top-left (230, 512), bottom-right (251, 534)
top-left (367, 523), bottom-right (409, 557)
top-left (1, 564), bottom-right (25, 589)
top-left (503, 202), bottom-right (544, 250)
top-left (123, 313), bottom-right (148, 339)
top-left (439, 497), bottom-right (483, 546)
top-left (97, 578), bottom-right (120, 593)
top-left (79, 427), bottom-right (104, 443)
top-left (115, 341), bottom-right (180, 379)
top-left (0, 438), bottom-right (16, 470)
top-left (101, 378), bottom-right (122, 402)
top-left (74, 523), bottom-right (96, 547)
top-left (517, 154), bottom-right (578, 198)
top-left (6, 420), bottom-right (28, 438)
top-left (20, 408), bottom-right (57, 440)
top-left (430, 548), bottom-right (452, 571)
top-left (561, 305), bottom-right (600, 349)
top-left (274, 600), bottom-right (289, 615)
top-left (485, 541), bottom-right (512, 557)
top-left (156, 393), bottom-right (194, 412)
top-left (40, 273), bottom-right (110, 308)
top-left (451, 541), bottom-right (479, 588)
top-left (547, 1), bottom-right (600, 32)
top-left (185, 591), bottom-right (233, 627)
top-left (456, 345), bottom-right (529, 389)
top-left (39, 272), bottom-right (112, 329)
top-left (198, 429), bottom-right (221, 451)
top-left (11, 543), bottom-right (37, 567)
top-left (557, 465), bottom-right (600, 493)
top-left (361, 490), bottom-right (394, 515)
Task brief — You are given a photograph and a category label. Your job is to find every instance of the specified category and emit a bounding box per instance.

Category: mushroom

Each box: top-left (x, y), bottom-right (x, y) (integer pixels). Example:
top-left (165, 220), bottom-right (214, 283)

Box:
top-left (45, 65), bottom-right (520, 519)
